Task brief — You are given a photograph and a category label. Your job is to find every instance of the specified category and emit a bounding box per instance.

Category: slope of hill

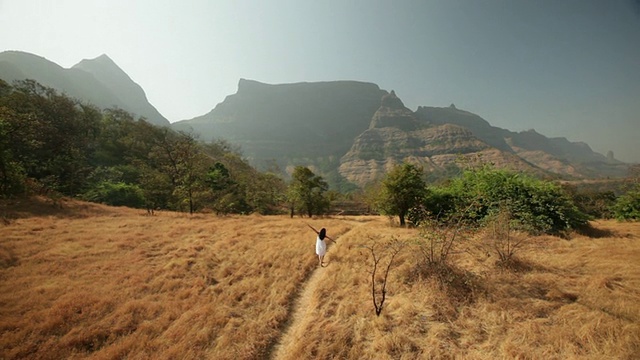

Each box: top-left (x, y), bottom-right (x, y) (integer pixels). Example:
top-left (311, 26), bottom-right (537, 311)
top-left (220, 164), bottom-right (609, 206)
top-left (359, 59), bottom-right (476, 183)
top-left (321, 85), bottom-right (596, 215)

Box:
top-left (0, 51), bottom-right (169, 126)
top-left (416, 105), bottom-right (628, 179)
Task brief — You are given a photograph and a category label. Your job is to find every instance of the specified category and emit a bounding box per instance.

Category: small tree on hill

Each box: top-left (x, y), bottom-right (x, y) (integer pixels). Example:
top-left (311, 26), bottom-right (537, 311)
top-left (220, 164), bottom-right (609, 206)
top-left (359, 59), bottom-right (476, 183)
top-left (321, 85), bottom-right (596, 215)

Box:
top-left (287, 166), bottom-right (329, 217)
top-left (377, 163), bottom-right (428, 226)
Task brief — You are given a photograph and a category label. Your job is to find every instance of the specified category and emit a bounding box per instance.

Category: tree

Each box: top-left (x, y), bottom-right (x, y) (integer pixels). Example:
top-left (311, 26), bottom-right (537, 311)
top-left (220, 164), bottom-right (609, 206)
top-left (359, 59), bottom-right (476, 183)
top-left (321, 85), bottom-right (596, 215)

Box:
top-left (0, 80), bottom-right (101, 196)
top-left (147, 129), bottom-right (211, 214)
top-left (377, 163), bottom-right (427, 226)
top-left (287, 166), bottom-right (329, 217)
top-left (171, 132), bottom-right (209, 214)
top-left (363, 238), bottom-right (405, 316)
top-left (0, 106), bottom-right (27, 196)
top-left (205, 162), bottom-right (243, 214)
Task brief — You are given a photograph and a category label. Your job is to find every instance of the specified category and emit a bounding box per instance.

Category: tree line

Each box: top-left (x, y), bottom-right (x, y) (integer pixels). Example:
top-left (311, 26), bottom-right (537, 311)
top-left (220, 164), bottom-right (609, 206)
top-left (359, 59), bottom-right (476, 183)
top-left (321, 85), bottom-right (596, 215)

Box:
top-left (0, 79), bottom-right (333, 216)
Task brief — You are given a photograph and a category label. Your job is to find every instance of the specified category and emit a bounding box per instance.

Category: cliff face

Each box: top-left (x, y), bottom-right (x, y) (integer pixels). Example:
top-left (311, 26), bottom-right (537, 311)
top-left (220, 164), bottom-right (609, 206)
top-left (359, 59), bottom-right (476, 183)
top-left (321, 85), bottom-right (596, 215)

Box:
top-left (172, 79), bottom-right (388, 162)
top-left (339, 98), bottom-right (542, 186)
top-left (368, 91), bottom-right (421, 131)
top-left (0, 51), bottom-right (169, 126)
top-left (414, 105), bottom-right (628, 181)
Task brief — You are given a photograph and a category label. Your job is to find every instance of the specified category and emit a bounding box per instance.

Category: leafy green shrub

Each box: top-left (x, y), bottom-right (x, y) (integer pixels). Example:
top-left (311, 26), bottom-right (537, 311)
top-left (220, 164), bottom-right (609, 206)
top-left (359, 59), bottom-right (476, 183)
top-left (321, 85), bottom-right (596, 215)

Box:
top-left (612, 186), bottom-right (640, 221)
top-left (562, 185), bottom-right (617, 219)
top-left (424, 166), bottom-right (588, 235)
top-left (81, 181), bottom-right (145, 208)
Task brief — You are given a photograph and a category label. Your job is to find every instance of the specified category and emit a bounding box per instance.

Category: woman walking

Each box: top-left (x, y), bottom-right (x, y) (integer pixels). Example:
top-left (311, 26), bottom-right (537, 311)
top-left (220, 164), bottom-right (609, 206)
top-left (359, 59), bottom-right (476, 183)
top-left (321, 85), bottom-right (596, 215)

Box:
top-left (308, 225), bottom-right (336, 267)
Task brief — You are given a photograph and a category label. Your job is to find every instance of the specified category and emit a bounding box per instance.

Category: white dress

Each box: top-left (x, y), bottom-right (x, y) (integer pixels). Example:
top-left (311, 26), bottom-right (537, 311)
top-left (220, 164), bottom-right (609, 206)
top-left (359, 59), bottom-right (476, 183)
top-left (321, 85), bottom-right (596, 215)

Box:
top-left (315, 236), bottom-right (327, 256)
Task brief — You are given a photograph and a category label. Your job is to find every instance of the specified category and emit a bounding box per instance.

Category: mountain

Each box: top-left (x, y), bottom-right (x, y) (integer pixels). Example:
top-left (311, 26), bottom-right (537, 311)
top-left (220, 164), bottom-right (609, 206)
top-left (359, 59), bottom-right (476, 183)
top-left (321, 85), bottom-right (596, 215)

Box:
top-left (0, 50), bottom-right (623, 188)
top-left (414, 105), bottom-right (627, 180)
top-left (338, 93), bottom-right (541, 185)
top-left (172, 79), bottom-right (387, 162)
top-left (176, 80), bottom-right (628, 188)
top-left (0, 51), bottom-right (169, 126)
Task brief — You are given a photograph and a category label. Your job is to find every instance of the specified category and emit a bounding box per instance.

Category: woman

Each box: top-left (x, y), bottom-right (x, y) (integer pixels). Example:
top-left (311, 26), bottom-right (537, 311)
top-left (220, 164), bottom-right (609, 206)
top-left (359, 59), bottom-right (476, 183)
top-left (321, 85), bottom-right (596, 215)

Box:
top-left (308, 225), bottom-right (336, 267)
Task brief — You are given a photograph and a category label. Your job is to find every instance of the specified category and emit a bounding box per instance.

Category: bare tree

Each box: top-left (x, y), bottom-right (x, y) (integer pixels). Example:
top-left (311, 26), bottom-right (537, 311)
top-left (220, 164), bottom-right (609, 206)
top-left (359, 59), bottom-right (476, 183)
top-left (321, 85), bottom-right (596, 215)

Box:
top-left (485, 209), bottom-right (528, 265)
top-left (362, 238), bottom-right (404, 316)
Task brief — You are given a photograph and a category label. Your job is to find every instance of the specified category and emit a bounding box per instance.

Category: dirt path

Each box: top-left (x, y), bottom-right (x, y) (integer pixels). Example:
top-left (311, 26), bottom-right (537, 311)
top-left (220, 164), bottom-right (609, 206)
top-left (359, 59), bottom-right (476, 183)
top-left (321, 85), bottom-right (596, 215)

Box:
top-left (269, 261), bottom-right (326, 359)
top-left (268, 223), bottom-right (362, 359)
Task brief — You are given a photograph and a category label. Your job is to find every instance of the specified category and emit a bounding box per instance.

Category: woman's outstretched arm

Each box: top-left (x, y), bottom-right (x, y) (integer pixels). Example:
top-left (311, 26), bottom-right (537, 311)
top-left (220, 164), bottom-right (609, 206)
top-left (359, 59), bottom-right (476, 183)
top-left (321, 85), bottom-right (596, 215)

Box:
top-left (306, 223), bottom-right (319, 235)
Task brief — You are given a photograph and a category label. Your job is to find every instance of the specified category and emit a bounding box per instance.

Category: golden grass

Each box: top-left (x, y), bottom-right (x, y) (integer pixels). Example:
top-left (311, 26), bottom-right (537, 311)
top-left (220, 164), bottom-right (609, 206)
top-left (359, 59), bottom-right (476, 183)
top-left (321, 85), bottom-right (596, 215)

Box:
top-left (1, 198), bottom-right (639, 359)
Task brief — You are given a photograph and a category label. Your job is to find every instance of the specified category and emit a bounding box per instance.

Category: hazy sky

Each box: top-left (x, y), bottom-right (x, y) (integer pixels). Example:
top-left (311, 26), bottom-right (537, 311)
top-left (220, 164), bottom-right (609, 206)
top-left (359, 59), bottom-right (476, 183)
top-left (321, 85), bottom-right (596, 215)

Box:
top-left (1, 0), bottom-right (639, 162)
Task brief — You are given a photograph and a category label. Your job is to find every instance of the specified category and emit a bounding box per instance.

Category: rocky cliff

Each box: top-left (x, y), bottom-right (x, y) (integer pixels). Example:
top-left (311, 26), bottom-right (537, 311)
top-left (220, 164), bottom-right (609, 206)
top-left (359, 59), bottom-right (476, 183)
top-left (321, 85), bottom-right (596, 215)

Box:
top-left (339, 92), bottom-right (543, 186)
top-left (173, 79), bottom-right (387, 163)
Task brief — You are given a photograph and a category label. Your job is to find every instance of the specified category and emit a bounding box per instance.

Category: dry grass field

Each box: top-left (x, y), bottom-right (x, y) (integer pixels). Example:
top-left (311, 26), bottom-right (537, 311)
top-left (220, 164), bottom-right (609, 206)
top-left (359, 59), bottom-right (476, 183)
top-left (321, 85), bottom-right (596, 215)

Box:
top-left (1, 197), bottom-right (639, 359)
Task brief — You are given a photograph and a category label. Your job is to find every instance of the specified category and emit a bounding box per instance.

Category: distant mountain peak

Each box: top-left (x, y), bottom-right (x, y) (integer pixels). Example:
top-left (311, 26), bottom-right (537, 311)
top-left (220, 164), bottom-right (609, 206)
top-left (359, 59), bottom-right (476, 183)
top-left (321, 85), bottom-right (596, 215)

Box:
top-left (380, 90), bottom-right (405, 109)
top-left (71, 54), bottom-right (168, 125)
top-left (86, 54), bottom-right (118, 67)
top-left (73, 54), bottom-right (123, 75)
top-left (369, 90), bottom-right (420, 131)
top-left (0, 50), bottom-right (169, 126)
top-left (95, 53), bottom-right (112, 61)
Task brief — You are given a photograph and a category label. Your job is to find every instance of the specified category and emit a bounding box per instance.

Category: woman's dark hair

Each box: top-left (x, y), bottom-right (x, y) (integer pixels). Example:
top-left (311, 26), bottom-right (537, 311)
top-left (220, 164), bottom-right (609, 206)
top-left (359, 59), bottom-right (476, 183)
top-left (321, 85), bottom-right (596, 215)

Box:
top-left (319, 228), bottom-right (326, 240)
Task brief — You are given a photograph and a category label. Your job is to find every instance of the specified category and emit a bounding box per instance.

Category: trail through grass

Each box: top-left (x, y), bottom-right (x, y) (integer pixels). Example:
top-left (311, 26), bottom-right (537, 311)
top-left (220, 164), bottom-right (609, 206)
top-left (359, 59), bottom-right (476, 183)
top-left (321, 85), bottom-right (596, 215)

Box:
top-left (1, 198), bottom-right (639, 359)
top-left (270, 222), bottom-right (363, 359)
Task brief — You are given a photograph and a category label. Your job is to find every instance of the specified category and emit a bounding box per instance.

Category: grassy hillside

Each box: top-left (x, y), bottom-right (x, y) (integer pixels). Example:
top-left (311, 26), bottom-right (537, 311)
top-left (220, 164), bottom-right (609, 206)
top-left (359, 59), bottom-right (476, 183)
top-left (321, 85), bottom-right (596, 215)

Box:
top-left (1, 198), bottom-right (639, 359)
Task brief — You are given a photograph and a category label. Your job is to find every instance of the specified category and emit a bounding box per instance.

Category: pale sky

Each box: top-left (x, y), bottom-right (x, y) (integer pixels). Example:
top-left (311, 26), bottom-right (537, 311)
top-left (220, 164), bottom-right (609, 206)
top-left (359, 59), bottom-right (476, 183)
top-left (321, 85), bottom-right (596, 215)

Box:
top-left (1, 0), bottom-right (639, 162)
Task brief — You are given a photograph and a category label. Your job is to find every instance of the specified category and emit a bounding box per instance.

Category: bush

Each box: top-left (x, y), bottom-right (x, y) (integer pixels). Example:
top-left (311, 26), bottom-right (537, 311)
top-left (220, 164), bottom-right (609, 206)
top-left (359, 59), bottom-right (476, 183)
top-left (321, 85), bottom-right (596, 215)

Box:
top-left (81, 181), bottom-right (145, 208)
top-left (563, 185), bottom-right (616, 219)
top-left (423, 167), bottom-right (588, 235)
top-left (612, 186), bottom-right (640, 221)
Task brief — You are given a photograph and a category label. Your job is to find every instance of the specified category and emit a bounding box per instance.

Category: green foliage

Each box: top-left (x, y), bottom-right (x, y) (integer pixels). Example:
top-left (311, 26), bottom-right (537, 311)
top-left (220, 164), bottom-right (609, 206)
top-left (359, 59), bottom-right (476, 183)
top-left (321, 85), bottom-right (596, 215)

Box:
top-left (0, 109), bottom-right (26, 196)
top-left (0, 80), bottom-right (101, 196)
top-left (81, 181), bottom-right (145, 208)
top-left (204, 162), bottom-right (241, 214)
top-left (426, 166), bottom-right (588, 235)
top-left (0, 80), bottom-right (288, 214)
top-left (244, 172), bottom-right (286, 215)
top-left (376, 163), bottom-right (428, 226)
top-left (206, 162), bottom-right (233, 191)
top-left (612, 186), bottom-right (640, 221)
top-left (287, 166), bottom-right (330, 217)
top-left (563, 185), bottom-right (617, 219)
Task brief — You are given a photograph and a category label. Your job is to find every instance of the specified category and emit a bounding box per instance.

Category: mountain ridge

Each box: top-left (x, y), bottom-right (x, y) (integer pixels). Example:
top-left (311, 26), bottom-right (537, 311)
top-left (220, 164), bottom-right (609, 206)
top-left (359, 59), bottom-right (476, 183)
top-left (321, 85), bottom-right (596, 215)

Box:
top-left (0, 51), bottom-right (169, 126)
top-left (0, 51), bottom-right (628, 188)
top-left (175, 79), bottom-right (628, 187)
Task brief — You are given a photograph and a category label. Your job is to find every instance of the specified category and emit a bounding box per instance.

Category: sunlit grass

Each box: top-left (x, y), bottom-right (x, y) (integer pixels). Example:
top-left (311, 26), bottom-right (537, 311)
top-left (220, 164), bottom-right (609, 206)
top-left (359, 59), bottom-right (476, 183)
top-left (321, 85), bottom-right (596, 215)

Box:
top-left (1, 198), bottom-right (639, 359)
